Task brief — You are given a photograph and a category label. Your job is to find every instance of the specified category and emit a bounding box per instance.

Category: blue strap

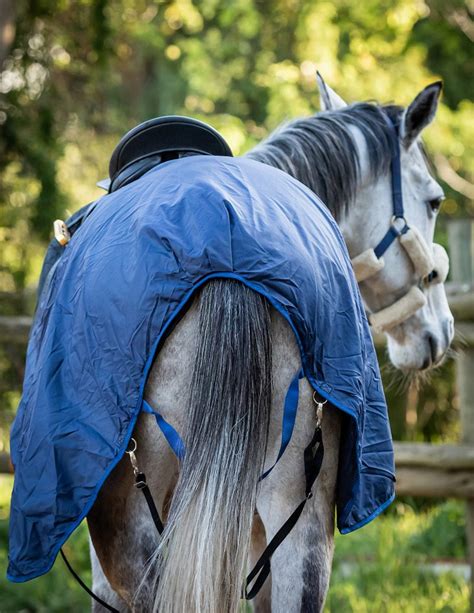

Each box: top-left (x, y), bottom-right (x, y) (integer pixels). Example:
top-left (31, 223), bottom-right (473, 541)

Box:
top-left (374, 225), bottom-right (405, 259)
top-left (373, 113), bottom-right (408, 259)
top-left (142, 369), bottom-right (303, 478)
top-left (259, 368), bottom-right (304, 481)
top-left (386, 116), bottom-right (404, 219)
top-left (142, 399), bottom-right (186, 460)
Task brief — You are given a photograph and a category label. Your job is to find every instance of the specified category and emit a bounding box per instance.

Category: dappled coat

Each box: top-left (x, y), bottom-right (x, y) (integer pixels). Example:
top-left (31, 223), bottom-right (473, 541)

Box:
top-left (8, 155), bottom-right (395, 581)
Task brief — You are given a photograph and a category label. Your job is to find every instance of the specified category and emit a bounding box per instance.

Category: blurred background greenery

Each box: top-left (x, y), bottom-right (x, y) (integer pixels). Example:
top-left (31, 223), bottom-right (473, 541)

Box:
top-left (0, 0), bottom-right (472, 611)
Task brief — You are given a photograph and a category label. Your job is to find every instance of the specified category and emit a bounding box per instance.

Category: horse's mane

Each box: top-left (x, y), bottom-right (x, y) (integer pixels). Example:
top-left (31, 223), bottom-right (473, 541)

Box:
top-left (247, 103), bottom-right (403, 221)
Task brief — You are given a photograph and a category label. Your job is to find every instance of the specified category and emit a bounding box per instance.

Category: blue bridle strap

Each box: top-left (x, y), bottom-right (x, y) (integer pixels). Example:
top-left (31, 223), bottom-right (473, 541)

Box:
top-left (373, 113), bottom-right (409, 259)
top-left (373, 223), bottom-right (408, 259)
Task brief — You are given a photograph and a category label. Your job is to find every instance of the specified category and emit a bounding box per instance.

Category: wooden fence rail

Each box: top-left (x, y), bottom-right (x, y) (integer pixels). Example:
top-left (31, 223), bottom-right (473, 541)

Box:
top-left (2, 443), bottom-right (474, 494)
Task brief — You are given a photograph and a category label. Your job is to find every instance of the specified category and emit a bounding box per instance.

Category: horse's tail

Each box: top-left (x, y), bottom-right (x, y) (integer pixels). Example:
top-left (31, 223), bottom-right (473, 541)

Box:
top-left (152, 279), bottom-right (272, 613)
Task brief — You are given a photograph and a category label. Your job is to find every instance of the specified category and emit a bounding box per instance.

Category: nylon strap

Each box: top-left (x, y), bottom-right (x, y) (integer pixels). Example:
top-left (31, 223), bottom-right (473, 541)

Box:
top-left (142, 400), bottom-right (185, 460)
top-left (245, 422), bottom-right (324, 599)
top-left (60, 549), bottom-right (119, 613)
top-left (385, 115), bottom-right (404, 219)
top-left (142, 368), bottom-right (303, 480)
top-left (372, 113), bottom-right (408, 259)
top-left (260, 368), bottom-right (303, 480)
top-left (135, 471), bottom-right (164, 534)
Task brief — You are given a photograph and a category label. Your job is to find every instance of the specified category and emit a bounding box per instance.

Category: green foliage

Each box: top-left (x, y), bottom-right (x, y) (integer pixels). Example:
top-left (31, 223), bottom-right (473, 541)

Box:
top-left (0, 520), bottom-right (91, 612)
top-left (382, 352), bottom-right (460, 443)
top-left (0, 4), bottom-right (472, 608)
top-left (327, 500), bottom-right (469, 612)
top-left (0, 0), bottom-right (472, 297)
top-left (409, 500), bottom-right (468, 559)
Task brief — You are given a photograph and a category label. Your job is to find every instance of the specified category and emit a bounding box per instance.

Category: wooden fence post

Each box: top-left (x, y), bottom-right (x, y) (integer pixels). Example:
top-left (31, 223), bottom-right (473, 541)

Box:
top-left (448, 218), bottom-right (474, 610)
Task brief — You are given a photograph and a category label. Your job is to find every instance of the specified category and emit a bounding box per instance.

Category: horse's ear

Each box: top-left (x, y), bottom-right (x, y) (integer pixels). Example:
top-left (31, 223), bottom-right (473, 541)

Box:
top-left (401, 81), bottom-right (442, 148)
top-left (316, 71), bottom-right (347, 111)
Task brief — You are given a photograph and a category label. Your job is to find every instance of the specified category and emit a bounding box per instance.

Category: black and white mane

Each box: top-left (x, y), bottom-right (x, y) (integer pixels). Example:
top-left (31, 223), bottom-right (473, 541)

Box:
top-left (247, 103), bottom-right (401, 220)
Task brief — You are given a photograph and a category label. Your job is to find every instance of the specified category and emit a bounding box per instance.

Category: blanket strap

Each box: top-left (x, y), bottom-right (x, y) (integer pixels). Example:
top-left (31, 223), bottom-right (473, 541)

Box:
top-left (125, 436), bottom-right (164, 533)
top-left (60, 438), bottom-right (163, 612)
top-left (142, 368), bottom-right (304, 476)
top-left (244, 417), bottom-right (324, 599)
top-left (259, 368), bottom-right (304, 480)
top-left (60, 549), bottom-right (119, 613)
top-left (142, 369), bottom-right (323, 599)
top-left (61, 371), bottom-right (321, 605)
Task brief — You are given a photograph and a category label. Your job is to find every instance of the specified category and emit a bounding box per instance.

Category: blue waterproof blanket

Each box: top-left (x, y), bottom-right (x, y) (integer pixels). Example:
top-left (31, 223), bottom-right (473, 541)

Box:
top-left (8, 156), bottom-right (394, 581)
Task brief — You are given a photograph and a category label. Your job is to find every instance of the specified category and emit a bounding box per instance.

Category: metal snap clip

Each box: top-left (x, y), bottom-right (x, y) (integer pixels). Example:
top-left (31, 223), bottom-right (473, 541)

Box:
top-left (312, 392), bottom-right (327, 429)
top-left (126, 437), bottom-right (139, 476)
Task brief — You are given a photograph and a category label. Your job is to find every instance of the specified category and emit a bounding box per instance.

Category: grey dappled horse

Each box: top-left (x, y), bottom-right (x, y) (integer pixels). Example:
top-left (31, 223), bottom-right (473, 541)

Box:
top-left (88, 80), bottom-right (453, 612)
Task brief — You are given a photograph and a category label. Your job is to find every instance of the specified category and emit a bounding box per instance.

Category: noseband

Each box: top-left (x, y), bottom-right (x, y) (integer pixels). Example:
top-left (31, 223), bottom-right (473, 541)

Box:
top-left (350, 113), bottom-right (449, 332)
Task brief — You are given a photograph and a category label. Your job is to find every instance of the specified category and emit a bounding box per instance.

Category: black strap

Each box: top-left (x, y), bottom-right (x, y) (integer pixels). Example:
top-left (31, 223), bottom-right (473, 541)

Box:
top-left (135, 471), bottom-right (164, 533)
top-left (61, 429), bottom-right (322, 605)
top-left (60, 469), bottom-right (163, 610)
top-left (244, 423), bottom-right (324, 599)
top-left (60, 549), bottom-right (119, 612)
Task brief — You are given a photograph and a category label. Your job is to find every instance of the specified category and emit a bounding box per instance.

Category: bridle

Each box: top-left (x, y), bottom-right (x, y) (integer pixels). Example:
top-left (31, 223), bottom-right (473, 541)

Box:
top-left (350, 112), bottom-right (449, 332)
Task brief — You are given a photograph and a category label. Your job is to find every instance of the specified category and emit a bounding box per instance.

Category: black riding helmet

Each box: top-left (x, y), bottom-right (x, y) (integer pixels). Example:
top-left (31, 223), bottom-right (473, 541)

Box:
top-left (98, 115), bottom-right (233, 193)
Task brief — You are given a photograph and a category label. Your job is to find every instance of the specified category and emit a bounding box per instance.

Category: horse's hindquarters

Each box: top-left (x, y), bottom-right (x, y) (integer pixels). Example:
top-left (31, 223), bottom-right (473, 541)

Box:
top-left (88, 281), bottom-right (340, 613)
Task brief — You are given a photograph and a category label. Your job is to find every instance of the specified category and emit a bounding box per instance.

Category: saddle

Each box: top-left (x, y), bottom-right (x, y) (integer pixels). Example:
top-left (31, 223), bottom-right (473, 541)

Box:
top-left (38, 116), bottom-right (233, 301)
top-left (98, 115), bottom-right (233, 192)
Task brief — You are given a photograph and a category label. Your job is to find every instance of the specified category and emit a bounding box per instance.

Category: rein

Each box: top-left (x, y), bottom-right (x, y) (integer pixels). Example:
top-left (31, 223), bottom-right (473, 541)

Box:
top-left (350, 113), bottom-right (449, 332)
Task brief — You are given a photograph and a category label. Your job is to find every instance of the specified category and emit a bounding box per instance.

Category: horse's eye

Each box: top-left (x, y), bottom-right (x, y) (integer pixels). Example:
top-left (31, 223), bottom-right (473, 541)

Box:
top-left (428, 196), bottom-right (445, 213)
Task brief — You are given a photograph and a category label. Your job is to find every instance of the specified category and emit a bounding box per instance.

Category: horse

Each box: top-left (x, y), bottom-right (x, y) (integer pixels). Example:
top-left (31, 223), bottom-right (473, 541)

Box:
top-left (87, 79), bottom-right (453, 612)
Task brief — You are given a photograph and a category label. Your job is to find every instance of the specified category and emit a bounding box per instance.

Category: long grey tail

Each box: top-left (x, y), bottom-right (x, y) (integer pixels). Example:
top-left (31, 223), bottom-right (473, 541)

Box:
top-left (150, 279), bottom-right (272, 613)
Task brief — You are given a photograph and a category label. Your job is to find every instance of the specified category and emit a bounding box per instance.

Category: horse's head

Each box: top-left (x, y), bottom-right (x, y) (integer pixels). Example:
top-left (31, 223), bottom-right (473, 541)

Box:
top-left (318, 77), bottom-right (454, 371)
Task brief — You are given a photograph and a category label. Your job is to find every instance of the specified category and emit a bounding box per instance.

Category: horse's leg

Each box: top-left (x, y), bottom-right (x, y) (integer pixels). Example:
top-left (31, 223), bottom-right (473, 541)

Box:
top-left (249, 513), bottom-right (272, 613)
top-left (87, 415), bottom-right (177, 609)
top-left (88, 300), bottom-right (200, 610)
top-left (254, 311), bottom-right (341, 613)
top-left (90, 541), bottom-right (129, 612)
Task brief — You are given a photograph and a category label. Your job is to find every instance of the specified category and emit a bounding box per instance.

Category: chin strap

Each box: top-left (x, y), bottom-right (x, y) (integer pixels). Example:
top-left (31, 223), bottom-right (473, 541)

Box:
top-left (350, 112), bottom-right (450, 332)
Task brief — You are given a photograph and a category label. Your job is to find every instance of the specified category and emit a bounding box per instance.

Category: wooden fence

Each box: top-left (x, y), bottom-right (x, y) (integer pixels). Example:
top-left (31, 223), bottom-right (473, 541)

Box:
top-left (1, 219), bottom-right (473, 606)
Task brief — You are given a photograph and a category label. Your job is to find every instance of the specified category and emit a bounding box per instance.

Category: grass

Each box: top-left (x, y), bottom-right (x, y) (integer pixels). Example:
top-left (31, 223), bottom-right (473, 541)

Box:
top-left (327, 501), bottom-right (469, 612)
top-left (0, 475), bottom-right (470, 612)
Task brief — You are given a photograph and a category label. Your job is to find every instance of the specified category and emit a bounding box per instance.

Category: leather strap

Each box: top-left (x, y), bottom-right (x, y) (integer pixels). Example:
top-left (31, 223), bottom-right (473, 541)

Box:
top-left (60, 549), bottom-right (119, 613)
top-left (245, 422), bottom-right (324, 599)
top-left (135, 471), bottom-right (164, 534)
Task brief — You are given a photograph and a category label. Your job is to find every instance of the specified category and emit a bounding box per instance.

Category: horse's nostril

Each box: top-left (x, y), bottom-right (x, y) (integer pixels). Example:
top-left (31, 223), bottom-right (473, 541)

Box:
top-left (421, 355), bottom-right (431, 370)
top-left (426, 333), bottom-right (438, 364)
